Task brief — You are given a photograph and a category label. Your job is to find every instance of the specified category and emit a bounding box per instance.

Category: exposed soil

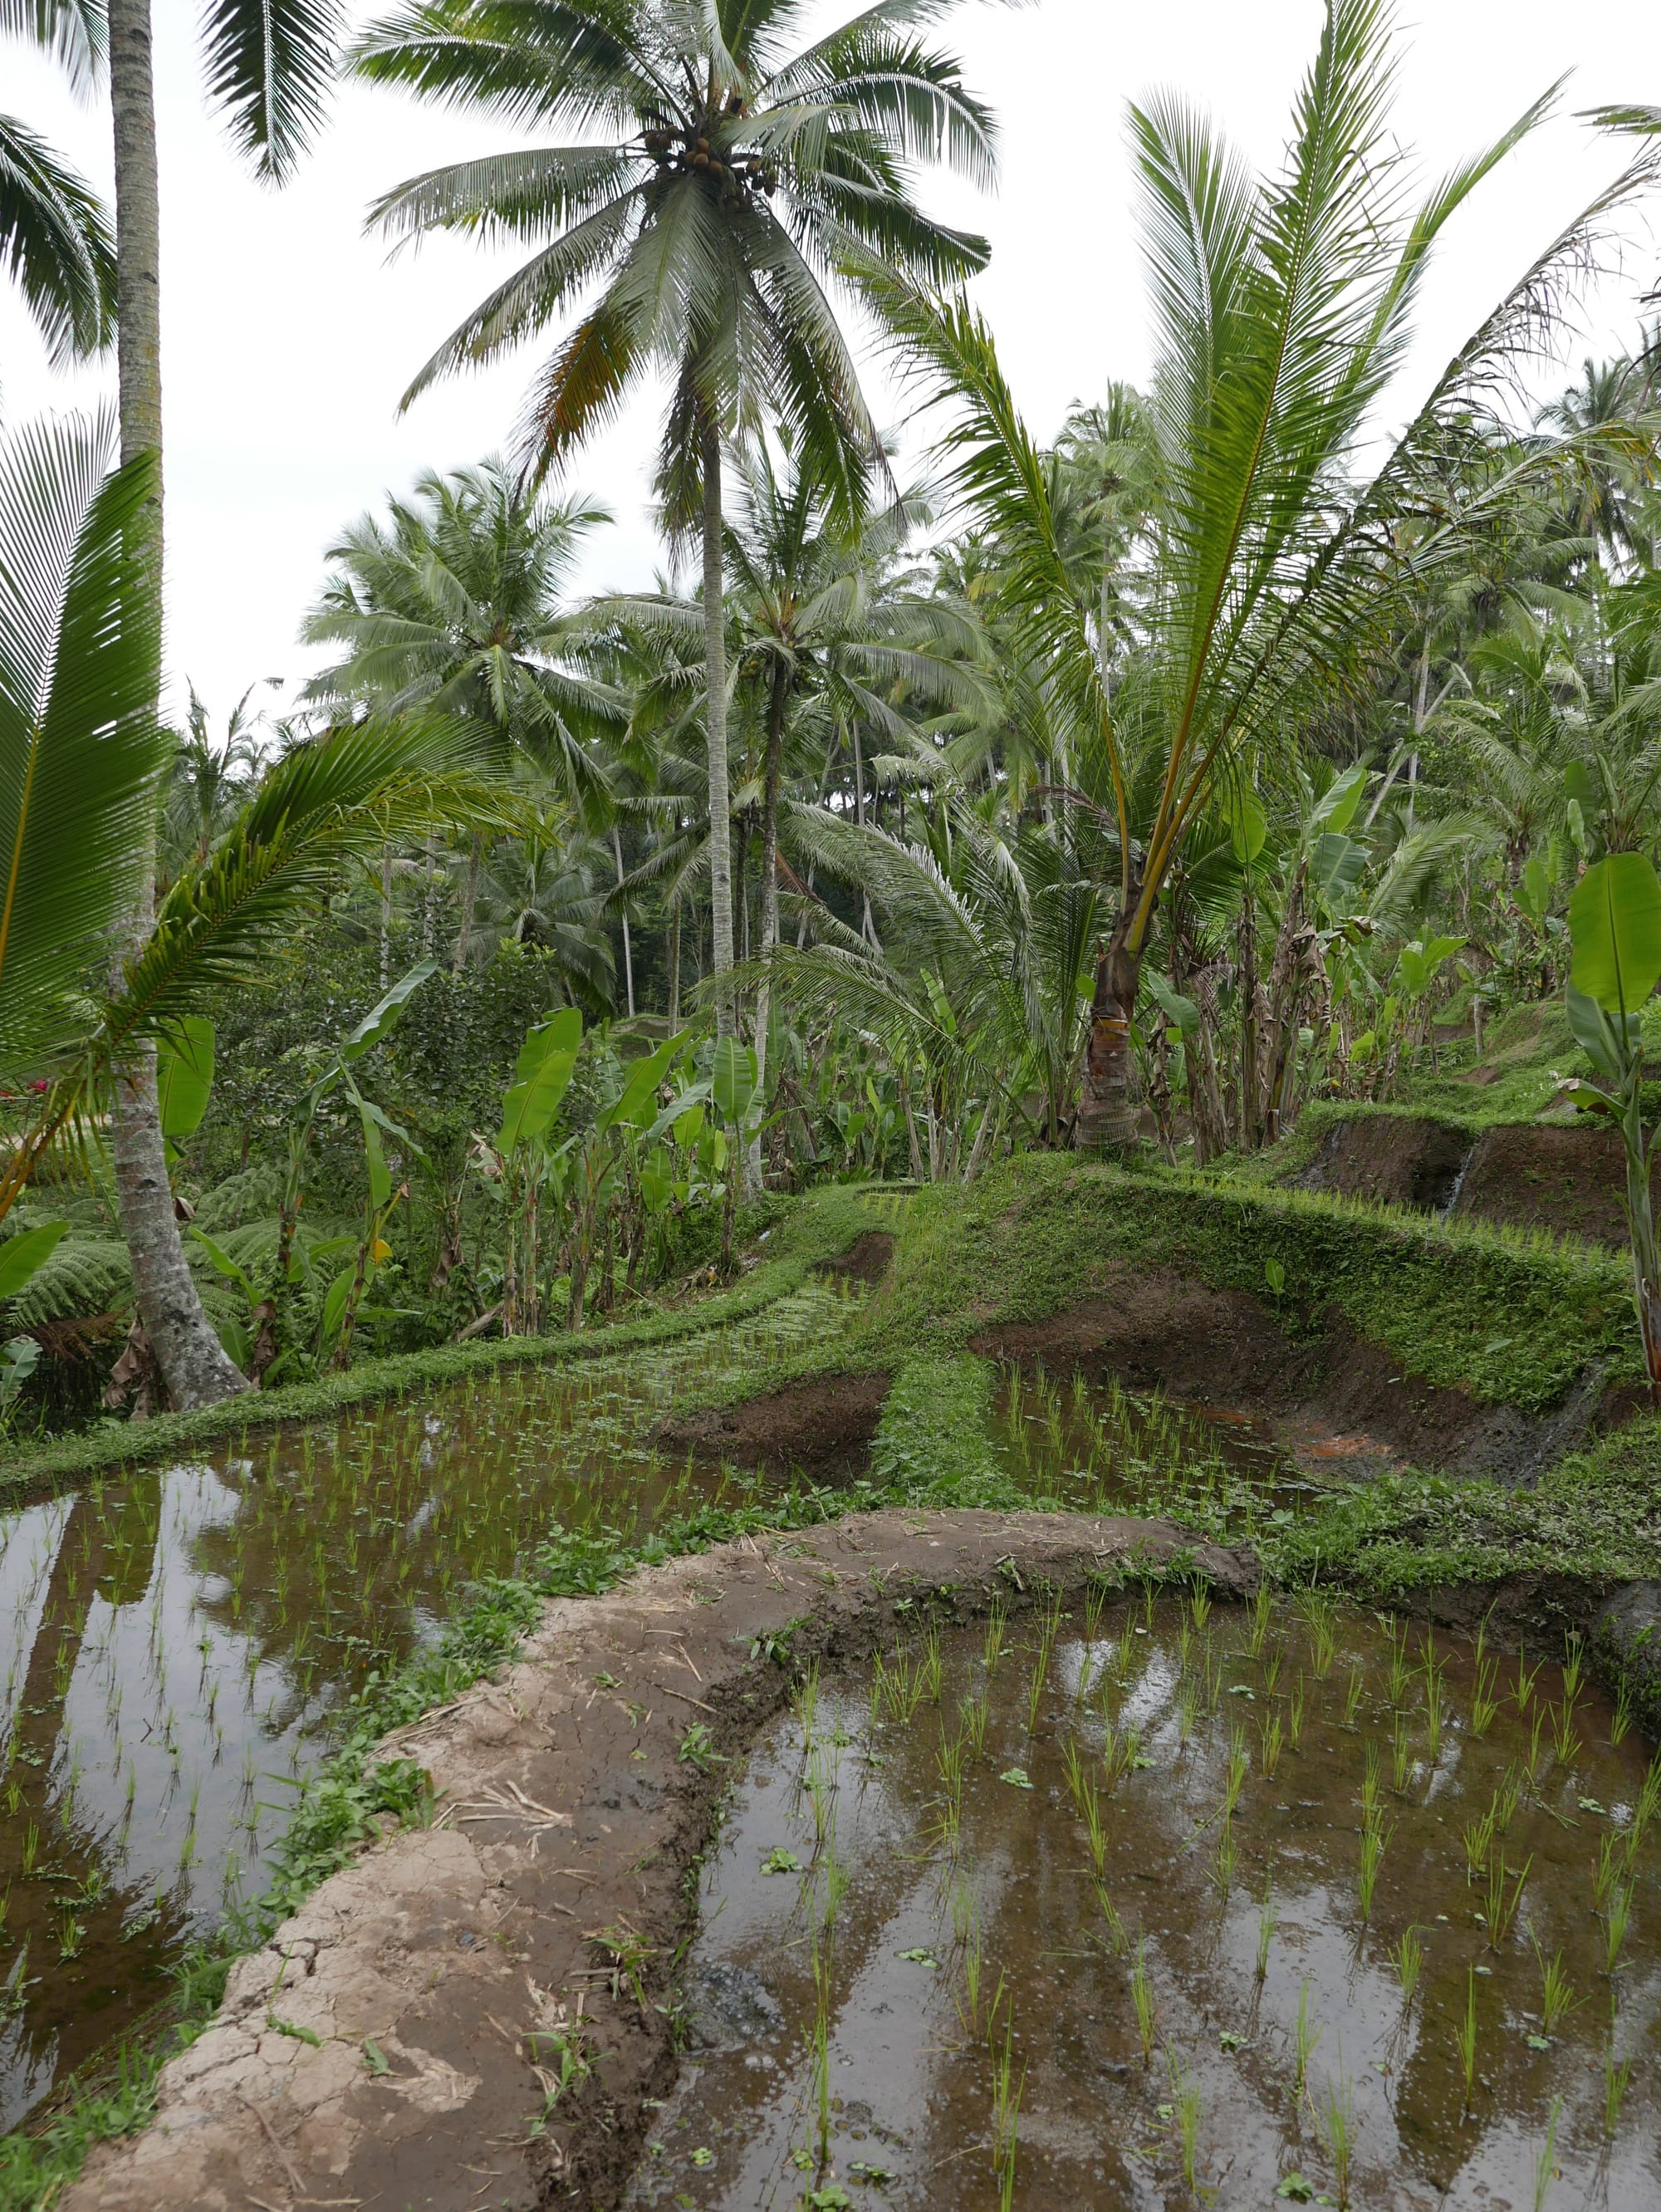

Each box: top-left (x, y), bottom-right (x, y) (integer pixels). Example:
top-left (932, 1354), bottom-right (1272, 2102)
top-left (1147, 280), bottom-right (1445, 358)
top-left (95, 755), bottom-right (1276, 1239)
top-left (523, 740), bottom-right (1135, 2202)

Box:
top-left (1291, 1110), bottom-right (1648, 1248)
top-left (812, 1229), bottom-right (894, 1284)
top-left (1451, 1121), bottom-right (1649, 1248)
top-left (61, 1510), bottom-right (1255, 2212)
top-left (971, 1264), bottom-right (1619, 1484)
top-left (1293, 1111), bottom-right (1470, 1211)
top-left (655, 1369), bottom-right (891, 1479)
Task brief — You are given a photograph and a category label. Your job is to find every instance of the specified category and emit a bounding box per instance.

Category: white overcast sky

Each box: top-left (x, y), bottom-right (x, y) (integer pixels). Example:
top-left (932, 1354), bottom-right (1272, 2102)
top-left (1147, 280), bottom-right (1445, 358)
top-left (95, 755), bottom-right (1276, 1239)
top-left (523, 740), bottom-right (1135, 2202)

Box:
top-left (2, 0), bottom-right (1659, 726)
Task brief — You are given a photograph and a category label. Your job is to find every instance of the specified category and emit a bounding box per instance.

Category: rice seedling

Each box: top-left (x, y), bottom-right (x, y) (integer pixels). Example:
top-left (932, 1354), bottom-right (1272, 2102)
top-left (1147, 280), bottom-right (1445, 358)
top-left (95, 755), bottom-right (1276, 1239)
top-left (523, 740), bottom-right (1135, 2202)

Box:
top-left (1384, 1617), bottom-right (1413, 1705)
top-left (1262, 1645), bottom-right (1283, 1698)
top-left (1213, 1819), bottom-right (1237, 1900)
top-left (1258, 1709), bottom-right (1284, 1780)
top-left (1533, 2096), bottom-right (1561, 2212)
top-left (1175, 1670), bottom-right (1201, 1749)
top-left (983, 1606), bottom-right (1007, 1677)
top-left (1357, 1814), bottom-right (1393, 1925)
top-left (1423, 1665), bottom-right (1443, 1765)
top-left (1604, 2043), bottom-right (1632, 2136)
top-left (1131, 1940), bottom-right (1158, 2066)
top-left (990, 2007), bottom-right (1024, 2211)
top-left (1610, 1680), bottom-right (1634, 1748)
top-left (1549, 1694), bottom-right (1580, 1768)
top-left (1592, 1830), bottom-right (1621, 1910)
top-left (1531, 1939), bottom-right (1580, 2033)
top-left (1224, 1724), bottom-right (1249, 1820)
top-left (958, 1692), bottom-right (988, 1760)
top-left (1389, 1925), bottom-right (1423, 2010)
top-left (1316, 2069), bottom-right (1355, 2210)
top-left (1301, 1592), bottom-right (1337, 1679)
top-left (1090, 1877), bottom-right (1129, 1956)
top-left (921, 1630), bottom-right (944, 1709)
top-left (1562, 1635), bottom-right (1585, 1701)
top-left (1514, 1648), bottom-right (1541, 1714)
top-left (1247, 1584), bottom-right (1274, 1659)
top-left (1524, 1708), bottom-right (1549, 1789)
top-left (1470, 1655), bottom-right (1501, 1738)
top-left (1169, 2045), bottom-right (1203, 2190)
top-left (1603, 1881), bottom-right (1631, 1977)
top-left (1287, 1675), bottom-right (1306, 1751)
top-left (1456, 1968), bottom-right (1479, 2115)
top-left (1360, 1741), bottom-right (1380, 1824)
top-left (1463, 1806), bottom-right (1495, 1884)
top-left (1256, 1880), bottom-right (1277, 1981)
top-left (1390, 1709), bottom-right (1414, 1797)
top-left (1188, 1582), bottom-right (1212, 1636)
top-left (1485, 1856), bottom-right (1531, 1949)
top-left (1293, 1979), bottom-right (1321, 2102)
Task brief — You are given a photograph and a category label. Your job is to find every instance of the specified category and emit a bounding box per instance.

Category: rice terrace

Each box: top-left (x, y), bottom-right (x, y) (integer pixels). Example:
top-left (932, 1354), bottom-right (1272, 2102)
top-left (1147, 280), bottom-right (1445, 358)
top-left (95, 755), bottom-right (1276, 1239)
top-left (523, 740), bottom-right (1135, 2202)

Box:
top-left (6, 0), bottom-right (1661, 2205)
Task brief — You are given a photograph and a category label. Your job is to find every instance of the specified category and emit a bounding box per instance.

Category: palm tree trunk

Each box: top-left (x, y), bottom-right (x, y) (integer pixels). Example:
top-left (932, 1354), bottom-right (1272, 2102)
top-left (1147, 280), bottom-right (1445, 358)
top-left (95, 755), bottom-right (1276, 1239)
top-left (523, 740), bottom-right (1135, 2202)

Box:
top-left (668, 898), bottom-right (681, 1026)
top-left (700, 416), bottom-right (735, 1038)
top-left (611, 825), bottom-right (635, 1017)
top-left (1075, 922), bottom-right (1143, 1150)
top-left (106, 0), bottom-right (247, 1410)
top-left (453, 832), bottom-right (482, 973)
top-left (747, 669), bottom-right (788, 1201)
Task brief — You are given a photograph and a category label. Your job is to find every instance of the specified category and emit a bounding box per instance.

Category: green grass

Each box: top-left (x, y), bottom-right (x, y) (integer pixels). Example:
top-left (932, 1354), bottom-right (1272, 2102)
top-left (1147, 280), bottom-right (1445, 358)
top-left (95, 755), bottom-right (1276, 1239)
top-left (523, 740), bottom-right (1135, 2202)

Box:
top-left (870, 1352), bottom-right (1012, 1508)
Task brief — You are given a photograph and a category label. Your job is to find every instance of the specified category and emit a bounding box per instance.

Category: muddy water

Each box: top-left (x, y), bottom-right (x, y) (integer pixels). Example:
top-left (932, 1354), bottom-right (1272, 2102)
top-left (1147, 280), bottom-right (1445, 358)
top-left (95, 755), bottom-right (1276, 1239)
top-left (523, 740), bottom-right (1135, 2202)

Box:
top-left (631, 1596), bottom-right (1661, 2210)
top-left (0, 1283), bottom-right (857, 2127)
top-left (992, 1365), bottom-right (1334, 1538)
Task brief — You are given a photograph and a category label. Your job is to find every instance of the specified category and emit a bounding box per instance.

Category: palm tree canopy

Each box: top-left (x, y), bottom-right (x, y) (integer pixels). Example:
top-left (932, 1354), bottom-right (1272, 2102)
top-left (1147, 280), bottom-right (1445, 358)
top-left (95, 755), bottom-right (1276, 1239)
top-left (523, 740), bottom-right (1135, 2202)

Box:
top-left (351, 0), bottom-right (998, 516)
top-left (301, 457), bottom-right (620, 802)
top-left (0, 109), bottom-right (116, 364)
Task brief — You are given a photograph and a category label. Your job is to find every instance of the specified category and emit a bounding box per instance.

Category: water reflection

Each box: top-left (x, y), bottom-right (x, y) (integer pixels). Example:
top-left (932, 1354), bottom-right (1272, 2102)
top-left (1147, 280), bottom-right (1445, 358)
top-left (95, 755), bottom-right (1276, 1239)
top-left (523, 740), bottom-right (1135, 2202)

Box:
top-left (633, 1595), bottom-right (1661, 2210)
top-left (0, 1282), bottom-right (855, 2125)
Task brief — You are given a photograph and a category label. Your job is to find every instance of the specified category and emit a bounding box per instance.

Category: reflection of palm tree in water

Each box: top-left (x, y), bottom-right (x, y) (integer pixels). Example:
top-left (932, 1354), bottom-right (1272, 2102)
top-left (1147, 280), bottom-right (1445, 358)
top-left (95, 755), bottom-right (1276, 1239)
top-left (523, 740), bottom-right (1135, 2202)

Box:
top-left (0, 1482), bottom-right (188, 2126)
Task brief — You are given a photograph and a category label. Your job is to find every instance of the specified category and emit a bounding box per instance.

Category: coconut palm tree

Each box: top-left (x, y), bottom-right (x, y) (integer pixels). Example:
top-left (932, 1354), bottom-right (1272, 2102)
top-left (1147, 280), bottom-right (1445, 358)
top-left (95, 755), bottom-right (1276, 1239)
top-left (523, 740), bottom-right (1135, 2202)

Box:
top-left (862, 0), bottom-right (1660, 1144)
top-left (301, 457), bottom-right (620, 964)
top-left (0, 108), bottom-right (116, 371)
top-left (350, 0), bottom-right (999, 1039)
top-left (13, 0), bottom-right (345, 1404)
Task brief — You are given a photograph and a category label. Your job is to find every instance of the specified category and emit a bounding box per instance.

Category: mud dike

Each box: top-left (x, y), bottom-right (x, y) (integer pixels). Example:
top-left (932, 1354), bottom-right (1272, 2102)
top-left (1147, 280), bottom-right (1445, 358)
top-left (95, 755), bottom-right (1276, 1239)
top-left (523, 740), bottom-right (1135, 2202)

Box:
top-left (65, 1510), bottom-right (1247, 2211)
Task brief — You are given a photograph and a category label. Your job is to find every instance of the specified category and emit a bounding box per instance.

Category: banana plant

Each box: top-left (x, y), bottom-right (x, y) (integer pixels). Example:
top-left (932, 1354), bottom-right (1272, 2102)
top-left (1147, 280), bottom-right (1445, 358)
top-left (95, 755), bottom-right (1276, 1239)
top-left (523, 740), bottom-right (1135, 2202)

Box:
top-left (275, 959), bottom-right (439, 1288)
top-left (1561, 852), bottom-right (1661, 1404)
top-left (492, 1008), bottom-right (583, 1333)
top-left (561, 1032), bottom-right (690, 1328)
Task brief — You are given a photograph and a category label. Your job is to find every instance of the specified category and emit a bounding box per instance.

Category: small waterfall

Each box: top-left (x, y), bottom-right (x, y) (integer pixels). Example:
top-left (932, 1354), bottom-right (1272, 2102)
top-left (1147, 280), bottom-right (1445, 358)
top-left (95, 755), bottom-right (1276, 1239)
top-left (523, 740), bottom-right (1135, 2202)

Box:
top-left (1437, 1141), bottom-right (1477, 1222)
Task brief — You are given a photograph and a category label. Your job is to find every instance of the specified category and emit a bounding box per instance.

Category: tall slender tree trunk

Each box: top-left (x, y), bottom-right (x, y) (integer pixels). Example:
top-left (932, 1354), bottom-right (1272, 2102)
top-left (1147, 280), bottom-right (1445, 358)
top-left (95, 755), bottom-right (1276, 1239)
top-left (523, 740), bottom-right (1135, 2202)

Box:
top-left (747, 669), bottom-right (788, 1201)
top-left (851, 722), bottom-right (878, 948)
top-left (700, 416), bottom-right (735, 1038)
top-left (1075, 916), bottom-right (1143, 1150)
top-left (611, 825), bottom-right (635, 1017)
top-left (380, 842), bottom-right (392, 985)
top-left (106, 0), bottom-right (248, 1410)
top-left (667, 899), bottom-right (681, 1027)
top-left (453, 832), bottom-right (482, 974)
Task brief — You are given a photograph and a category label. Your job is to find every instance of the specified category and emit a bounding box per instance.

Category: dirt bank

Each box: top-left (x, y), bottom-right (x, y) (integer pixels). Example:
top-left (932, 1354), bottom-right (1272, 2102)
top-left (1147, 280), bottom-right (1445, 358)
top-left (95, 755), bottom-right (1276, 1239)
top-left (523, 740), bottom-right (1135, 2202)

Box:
top-left (812, 1228), bottom-right (894, 1283)
top-left (1451, 1122), bottom-right (1644, 1247)
top-left (63, 1509), bottom-right (1251, 2212)
top-left (972, 1263), bottom-right (1619, 1484)
top-left (1292, 1112), bottom-right (1470, 1212)
top-left (1292, 1111), bottom-right (1644, 1248)
top-left (655, 1368), bottom-right (891, 1478)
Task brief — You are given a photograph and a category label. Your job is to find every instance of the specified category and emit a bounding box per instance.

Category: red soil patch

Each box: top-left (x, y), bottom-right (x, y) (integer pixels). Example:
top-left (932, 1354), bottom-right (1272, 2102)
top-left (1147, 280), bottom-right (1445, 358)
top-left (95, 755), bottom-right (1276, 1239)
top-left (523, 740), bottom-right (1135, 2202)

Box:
top-left (656, 1370), bottom-right (891, 1479)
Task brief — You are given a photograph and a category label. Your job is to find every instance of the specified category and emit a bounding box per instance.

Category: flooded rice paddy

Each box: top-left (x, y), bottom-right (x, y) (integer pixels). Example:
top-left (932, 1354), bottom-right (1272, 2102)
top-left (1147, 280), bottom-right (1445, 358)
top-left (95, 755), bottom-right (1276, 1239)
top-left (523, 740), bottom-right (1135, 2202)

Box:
top-left (992, 1364), bottom-right (1333, 1535)
top-left (635, 1589), bottom-right (1661, 2210)
top-left (0, 1281), bottom-right (859, 2127)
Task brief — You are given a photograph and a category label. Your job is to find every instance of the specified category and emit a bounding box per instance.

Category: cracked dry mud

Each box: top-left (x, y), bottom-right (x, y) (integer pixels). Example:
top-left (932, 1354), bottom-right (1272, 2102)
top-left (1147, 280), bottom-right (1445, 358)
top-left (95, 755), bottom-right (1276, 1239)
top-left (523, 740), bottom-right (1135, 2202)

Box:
top-left (61, 1509), bottom-right (1252, 2212)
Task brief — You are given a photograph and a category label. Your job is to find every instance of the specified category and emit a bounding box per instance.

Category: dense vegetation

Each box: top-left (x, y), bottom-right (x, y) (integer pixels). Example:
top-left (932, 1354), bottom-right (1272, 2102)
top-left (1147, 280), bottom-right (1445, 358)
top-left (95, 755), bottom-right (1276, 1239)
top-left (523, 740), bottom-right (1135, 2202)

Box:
top-left (6, 0), bottom-right (1661, 1441)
